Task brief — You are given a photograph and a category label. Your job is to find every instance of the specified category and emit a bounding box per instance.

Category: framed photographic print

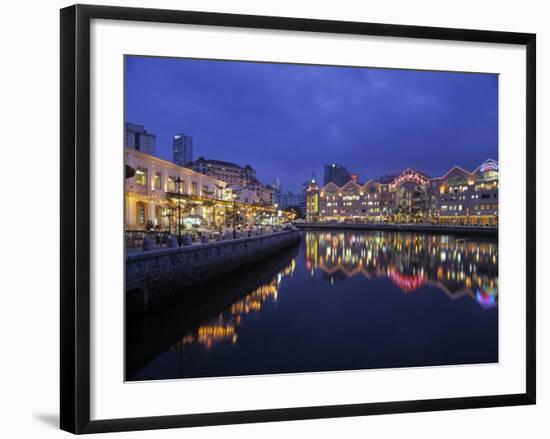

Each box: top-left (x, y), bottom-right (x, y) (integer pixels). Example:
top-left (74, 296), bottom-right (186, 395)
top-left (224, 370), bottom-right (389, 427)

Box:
top-left (60, 4), bottom-right (536, 434)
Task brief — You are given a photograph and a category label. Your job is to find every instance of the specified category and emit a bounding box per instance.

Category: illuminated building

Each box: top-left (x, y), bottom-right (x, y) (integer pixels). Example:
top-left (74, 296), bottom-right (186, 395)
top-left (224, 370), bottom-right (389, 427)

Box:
top-left (125, 148), bottom-right (283, 232)
top-left (230, 181), bottom-right (274, 206)
top-left (125, 148), bottom-right (229, 230)
top-left (306, 174), bottom-right (320, 222)
top-left (429, 159), bottom-right (499, 225)
top-left (186, 157), bottom-right (274, 206)
top-left (187, 156), bottom-right (257, 187)
top-left (307, 159), bottom-right (498, 225)
top-left (245, 179), bottom-right (275, 205)
top-left (299, 179), bottom-right (311, 215)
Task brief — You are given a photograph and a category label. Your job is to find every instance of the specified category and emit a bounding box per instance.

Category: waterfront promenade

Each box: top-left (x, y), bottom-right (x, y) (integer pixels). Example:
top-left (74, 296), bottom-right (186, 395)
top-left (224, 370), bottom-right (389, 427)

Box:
top-left (126, 229), bottom-right (300, 308)
top-left (294, 222), bottom-right (497, 237)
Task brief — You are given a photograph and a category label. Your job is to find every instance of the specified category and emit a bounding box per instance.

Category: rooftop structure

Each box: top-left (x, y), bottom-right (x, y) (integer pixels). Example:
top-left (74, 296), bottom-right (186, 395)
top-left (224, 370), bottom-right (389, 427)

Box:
top-left (187, 157), bottom-right (256, 187)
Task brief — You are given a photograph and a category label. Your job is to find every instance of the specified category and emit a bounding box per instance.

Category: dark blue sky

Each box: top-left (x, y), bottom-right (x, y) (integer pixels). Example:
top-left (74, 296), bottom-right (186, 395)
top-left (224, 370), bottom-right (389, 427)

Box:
top-left (125, 56), bottom-right (498, 193)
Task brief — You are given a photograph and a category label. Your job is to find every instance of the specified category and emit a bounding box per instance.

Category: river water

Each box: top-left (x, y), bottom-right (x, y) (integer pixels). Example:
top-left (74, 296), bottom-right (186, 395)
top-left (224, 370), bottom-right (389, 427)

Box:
top-left (126, 230), bottom-right (498, 381)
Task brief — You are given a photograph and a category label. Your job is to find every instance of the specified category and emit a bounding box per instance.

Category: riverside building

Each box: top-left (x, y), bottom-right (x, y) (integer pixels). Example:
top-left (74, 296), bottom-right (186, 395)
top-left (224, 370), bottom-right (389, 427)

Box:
top-left (125, 148), bottom-right (281, 234)
top-left (187, 157), bottom-right (257, 187)
top-left (187, 157), bottom-right (274, 206)
top-left (307, 159), bottom-right (499, 226)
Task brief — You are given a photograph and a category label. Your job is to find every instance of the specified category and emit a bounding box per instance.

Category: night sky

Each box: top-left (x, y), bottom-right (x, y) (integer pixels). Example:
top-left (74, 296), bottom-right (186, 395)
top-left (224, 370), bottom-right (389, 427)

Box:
top-left (125, 56), bottom-right (498, 193)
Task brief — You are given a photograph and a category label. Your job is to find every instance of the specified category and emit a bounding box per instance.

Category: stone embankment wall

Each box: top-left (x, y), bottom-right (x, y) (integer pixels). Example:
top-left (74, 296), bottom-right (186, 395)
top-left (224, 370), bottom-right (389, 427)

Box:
top-left (126, 230), bottom-right (301, 305)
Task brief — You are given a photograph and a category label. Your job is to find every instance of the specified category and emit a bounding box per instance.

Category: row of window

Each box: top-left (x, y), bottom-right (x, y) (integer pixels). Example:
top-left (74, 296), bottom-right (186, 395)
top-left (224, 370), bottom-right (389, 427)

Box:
top-left (475, 182), bottom-right (498, 191)
top-left (440, 192), bottom-right (497, 204)
top-left (134, 167), bottom-right (212, 196)
top-left (320, 208), bottom-right (381, 215)
top-left (323, 193), bottom-right (379, 199)
top-left (442, 185), bottom-right (470, 194)
top-left (440, 203), bottom-right (498, 212)
top-left (441, 205), bottom-right (464, 211)
top-left (441, 195), bottom-right (468, 202)
top-left (196, 167), bottom-right (254, 176)
top-left (473, 204), bottom-right (498, 211)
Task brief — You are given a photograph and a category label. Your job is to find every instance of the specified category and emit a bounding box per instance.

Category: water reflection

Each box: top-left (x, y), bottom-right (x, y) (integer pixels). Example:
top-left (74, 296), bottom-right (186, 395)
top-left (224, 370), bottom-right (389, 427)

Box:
top-left (126, 245), bottom-right (299, 379)
top-left (127, 230), bottom-right (498, 381)
top-left (174, 260), bottom-right (296, 351)
top-left (306, 231), bottom-right (498, 308)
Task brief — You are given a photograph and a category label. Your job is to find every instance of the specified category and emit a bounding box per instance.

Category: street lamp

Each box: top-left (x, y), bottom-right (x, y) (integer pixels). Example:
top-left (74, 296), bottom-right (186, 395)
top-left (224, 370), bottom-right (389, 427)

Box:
top-left (232, 192), bottom-right (238, 239)
top-left (175, 176), bottom-right (183, 246)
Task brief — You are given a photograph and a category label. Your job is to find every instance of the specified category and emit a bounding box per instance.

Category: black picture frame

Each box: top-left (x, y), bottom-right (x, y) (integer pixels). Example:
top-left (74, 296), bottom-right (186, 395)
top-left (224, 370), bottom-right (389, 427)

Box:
top-left (60, 4), bottom-right (536, 434)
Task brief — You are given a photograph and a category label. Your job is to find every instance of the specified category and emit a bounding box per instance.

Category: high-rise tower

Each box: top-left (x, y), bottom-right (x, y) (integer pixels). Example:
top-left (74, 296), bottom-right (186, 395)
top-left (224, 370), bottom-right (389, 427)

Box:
top-left (173, 133), bottom-right (193, 166)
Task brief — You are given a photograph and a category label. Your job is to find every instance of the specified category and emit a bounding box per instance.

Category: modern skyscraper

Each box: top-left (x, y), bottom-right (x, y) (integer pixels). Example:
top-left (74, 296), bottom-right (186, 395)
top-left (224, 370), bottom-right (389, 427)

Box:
top-left (173, 133), bottom-right (193, 166)
top-left (273, 177), bottom-right (282, 194)
top-left (299, 173), bottom-right (315, 215)
top-left (323, 163), bottom-right (352, 186)
top-left (125, 123), bottom-right (156, 155)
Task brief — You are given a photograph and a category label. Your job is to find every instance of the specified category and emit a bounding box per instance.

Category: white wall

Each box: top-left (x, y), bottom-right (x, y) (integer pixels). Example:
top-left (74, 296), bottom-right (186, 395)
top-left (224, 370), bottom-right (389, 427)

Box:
top-left (1, 0), bottom-right (547, 437)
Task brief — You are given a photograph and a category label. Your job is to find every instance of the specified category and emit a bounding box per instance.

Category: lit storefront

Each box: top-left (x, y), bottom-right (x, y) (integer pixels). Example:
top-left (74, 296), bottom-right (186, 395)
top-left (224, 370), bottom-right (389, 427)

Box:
top-left (125, 148), bottom-right (286, 235)
top-left (429, 159), bottom-right (499, 225)
top-left (307, 159), bottom-right (498, 225)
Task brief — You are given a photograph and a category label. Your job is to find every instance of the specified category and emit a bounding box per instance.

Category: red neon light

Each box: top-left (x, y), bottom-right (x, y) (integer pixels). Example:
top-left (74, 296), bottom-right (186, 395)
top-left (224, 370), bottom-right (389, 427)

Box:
top-left (480, 162), bottom-right (498, 173)
top-left (390, 170), bottom-right (428, 191)
top-left (388, 267), bottom-right (426, 292)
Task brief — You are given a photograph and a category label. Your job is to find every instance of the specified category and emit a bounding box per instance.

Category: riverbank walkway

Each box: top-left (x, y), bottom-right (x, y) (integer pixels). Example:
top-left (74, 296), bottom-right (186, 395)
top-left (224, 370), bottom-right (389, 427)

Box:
top-left (126, 229), bottom-right (301, 307)
top-left (294, 222), bottom-right (497, 237)
top-left (126, 225), bottom-right (295, 253)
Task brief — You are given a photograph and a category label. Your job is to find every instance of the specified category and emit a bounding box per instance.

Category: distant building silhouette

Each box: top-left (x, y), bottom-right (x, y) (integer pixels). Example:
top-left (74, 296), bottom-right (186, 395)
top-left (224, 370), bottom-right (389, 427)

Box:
top-left (323, 163), bottom-right (352, 186)
top-left (125, 123), bottom-right (156, 155)
top-left (276, 189), bottom-right (303, 210)
top-left (173, 133), bottom-right (193, 166)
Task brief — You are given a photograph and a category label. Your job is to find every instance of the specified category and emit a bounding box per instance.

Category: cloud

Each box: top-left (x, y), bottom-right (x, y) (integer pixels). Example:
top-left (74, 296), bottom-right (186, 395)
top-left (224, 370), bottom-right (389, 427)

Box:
top-left (125, 57), bottom-right (498, 191)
